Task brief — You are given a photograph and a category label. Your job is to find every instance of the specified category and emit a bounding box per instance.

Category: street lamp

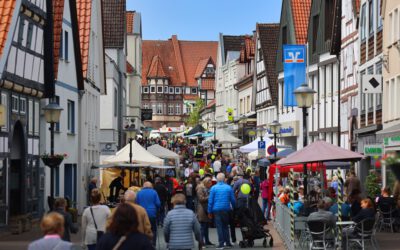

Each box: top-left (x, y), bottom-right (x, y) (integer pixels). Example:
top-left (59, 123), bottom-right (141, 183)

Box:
top-left (42, 101), bottom-right (63, 199)
top-left (269, 120), bottom-right (281, 160)
top-left (142, 128), bottom-right (151, 149)
top-left (126, 126), bottom-right (137, 164)
top-left (294, 83), bottom-right (316, 195)
top-left (211, 120), bottom-right (218, 146)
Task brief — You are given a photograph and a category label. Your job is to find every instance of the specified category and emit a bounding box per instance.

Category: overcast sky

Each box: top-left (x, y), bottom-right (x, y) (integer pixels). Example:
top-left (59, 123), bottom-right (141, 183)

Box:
top-left (127, 0), bottom-right (282, 41)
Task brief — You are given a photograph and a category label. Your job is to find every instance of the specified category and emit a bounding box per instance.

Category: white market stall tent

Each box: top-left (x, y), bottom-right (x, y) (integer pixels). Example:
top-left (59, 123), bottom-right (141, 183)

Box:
top-left (147, 144), bottom-right (180, 162)
top-left (102, 140), bottom-right (163, 165)
top-left (239, 135), bottom-right (272, 153)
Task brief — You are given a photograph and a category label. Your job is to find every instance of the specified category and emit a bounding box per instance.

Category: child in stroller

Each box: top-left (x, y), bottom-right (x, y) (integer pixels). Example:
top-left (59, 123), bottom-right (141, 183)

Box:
top-left (236, 198), bottom-right (274, 248)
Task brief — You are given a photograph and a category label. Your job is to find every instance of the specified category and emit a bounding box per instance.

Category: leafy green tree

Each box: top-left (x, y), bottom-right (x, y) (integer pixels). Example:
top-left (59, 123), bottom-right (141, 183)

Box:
top-left (186, 98), bottom-right (205, 126)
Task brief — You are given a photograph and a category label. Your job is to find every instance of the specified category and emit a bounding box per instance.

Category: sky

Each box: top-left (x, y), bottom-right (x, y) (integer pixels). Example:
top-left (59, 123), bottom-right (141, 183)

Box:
top-left (127, 0), bottom-right (283, 41)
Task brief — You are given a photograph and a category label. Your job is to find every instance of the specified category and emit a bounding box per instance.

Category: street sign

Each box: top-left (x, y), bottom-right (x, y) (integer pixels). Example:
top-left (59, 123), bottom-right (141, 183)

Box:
top-left (362, 75), bottom-right (382, 94)
top-left (267, 145), bottom-right (278, 155)
top-left (364, 144), bottom-right (383, 156)
top-left (258, 141), bottom-right (266, 149)
top-left (141, 109), bottom-right (153, 121)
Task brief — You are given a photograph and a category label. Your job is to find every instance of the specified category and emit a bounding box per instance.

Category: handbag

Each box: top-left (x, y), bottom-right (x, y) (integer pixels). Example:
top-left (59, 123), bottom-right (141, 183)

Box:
top-left (90, 207), bottom-right (104, 242)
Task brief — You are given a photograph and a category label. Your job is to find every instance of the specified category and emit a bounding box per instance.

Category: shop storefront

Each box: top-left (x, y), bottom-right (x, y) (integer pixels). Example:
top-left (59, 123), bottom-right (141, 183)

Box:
top-left (377, 124), bottom-right (400, 188)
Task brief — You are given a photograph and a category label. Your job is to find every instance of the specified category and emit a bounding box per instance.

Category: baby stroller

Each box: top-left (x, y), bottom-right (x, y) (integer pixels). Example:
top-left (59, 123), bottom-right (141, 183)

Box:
top-left (236, 198), bottom-right (274, 248)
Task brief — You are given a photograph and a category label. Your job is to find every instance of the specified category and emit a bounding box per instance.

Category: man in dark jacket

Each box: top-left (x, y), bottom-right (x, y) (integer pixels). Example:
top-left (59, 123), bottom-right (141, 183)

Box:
top-left (154, 177), bottom-right (168, 226)
top-left (53, 198), bottom-right (78, 241)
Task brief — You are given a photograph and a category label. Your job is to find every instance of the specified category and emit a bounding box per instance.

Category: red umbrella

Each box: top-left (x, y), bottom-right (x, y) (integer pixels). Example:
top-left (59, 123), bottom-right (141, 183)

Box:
top-left (276, 140), bottom-right (364, 166)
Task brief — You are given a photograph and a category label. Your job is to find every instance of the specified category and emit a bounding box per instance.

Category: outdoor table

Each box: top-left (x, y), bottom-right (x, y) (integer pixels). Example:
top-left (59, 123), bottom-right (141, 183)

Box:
top-left (336, 221), bottom-right (355, 226)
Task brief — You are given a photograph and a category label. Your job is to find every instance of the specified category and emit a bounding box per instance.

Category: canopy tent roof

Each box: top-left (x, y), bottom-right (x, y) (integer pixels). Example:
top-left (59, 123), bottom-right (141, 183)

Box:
top-left (185, 124), bottom-right (205, 136)
top-left (147, 144), bottom-right (179, 160)
top-left (205, 129), bottom-right (242, 144)
top-left (102, 140), bottom-right (163, 165)
top-left (276, 140), bottom-right (364, 166)
top-left (247, 140), bottom-right (284, 160)
top-left (257, 148), bottom-right (296, 167)
top-left (239, 136), bottom-right (272, 153)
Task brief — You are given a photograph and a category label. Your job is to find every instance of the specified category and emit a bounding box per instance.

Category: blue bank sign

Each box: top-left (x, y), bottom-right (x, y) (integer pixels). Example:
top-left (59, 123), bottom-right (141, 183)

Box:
top-left (267, 121), bottom-right (299, 137)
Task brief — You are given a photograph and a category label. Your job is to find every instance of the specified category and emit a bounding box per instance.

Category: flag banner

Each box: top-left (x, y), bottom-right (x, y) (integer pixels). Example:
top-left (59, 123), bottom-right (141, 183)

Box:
top-left (283, 45), bottom-right (306, 106)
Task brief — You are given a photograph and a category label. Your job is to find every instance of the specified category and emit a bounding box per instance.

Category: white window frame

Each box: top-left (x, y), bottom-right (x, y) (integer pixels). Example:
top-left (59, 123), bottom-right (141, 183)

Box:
top-left (157, 86), bottom-right (163, 93)
top-left (168, 104), bottom-right (174, 115)
top-left (175, 87), bottom-right (181, 94)
top-left (19, 97), bottom-right (26, 114)
top-left (164, 86), bottom-right (168, 93)
top-left (150, 86), bottom-right (156, 93)
top-left (175, 104), bottom-right (181, 115)
top-left (191, 88), bottom-right (197, 94)
top-left (169, 87), bottom-right (174, 94)
top-left (1, 93), bottom-right (8, 131)
top-left (11, 95), bottom-right (18, 113)
top-left (157, 103), bottom-right (163, 114)
top-left (34, 101), bottom-right (39, 136)
top-left (28, 100), bottom-right (33, 135)
top-left (143, 87), bottom-right (149, 93)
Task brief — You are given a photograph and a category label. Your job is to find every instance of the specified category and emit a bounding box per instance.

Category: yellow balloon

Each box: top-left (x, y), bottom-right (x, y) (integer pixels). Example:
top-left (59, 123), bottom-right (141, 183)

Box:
top-left (199, 169), bottom-right (205, 175)
top-left (211, 155), bottom-right (216, 160)
top-left (240, 183), bottom-right (251, 195)
top-left (373, 155), bottom-right (380, 160)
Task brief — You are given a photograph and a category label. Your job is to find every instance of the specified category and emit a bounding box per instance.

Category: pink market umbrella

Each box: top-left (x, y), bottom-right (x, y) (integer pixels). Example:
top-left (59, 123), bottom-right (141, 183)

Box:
top-left (276, 140), bottom-right (364, 166)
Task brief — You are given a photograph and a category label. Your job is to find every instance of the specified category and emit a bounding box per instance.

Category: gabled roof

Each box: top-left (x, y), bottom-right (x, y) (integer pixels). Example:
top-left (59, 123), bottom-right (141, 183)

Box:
top-left (223, 35), bottom-right (246, 61)
top-left (257, 23), bottom-right (280, 105)
top-left (147, 55), bottom-right (168, 78)
top-left (126, 11), bottom-right (135, 34)
top-left (76, 0), bottom-right (92, 77)
top-left (103, 0), bottom-right (126, 48)
top-left (0, 0), bottom-right (16, 58)
top-left (194, 57), bottom-right (211, 79)
top-left (239, 36), bottom-right (255, 63)
top-left (201, 79), bottom-right (215, 90)
top-left (291, 0), bottom-right (312, 44)
top-left (142, 35), bottom-right (217, 87)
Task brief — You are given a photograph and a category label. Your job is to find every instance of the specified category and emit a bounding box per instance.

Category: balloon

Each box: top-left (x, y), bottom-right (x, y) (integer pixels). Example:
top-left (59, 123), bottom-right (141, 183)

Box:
top-left (199, 169), bottom-right (205, 175)
top-left (209, 168), bottom-right (214, 173)
top-left (373, 155), bottom-right (380, 160)
top-left (240, 183), bottom-right (251, 195)
top-left (211, 155), bottom-right (216, 160)
top-left (246, 167), bottom-right (252, 173)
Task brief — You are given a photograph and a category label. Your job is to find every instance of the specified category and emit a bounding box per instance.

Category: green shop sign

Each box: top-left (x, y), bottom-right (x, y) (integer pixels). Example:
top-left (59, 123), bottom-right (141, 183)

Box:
top-left (364, 144), bottom-right (383, 156)
top-left (384, 136), bottom-right (400, 147)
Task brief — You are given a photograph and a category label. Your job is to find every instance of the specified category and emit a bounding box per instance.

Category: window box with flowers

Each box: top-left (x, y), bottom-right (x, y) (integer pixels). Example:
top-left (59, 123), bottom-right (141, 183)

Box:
top-left (41, 153), bottom-right (67, 168)
top-left (382, 153), bottom-right (400, 180)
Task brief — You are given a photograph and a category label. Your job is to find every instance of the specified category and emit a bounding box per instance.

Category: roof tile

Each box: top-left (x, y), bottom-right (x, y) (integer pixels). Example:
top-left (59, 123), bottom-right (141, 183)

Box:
top-left (103, 0), bottom-right (126, 48)
top-left (53, 0), bottom-right (65, 79)
top-left (142, 36), bottom-right (217, 88)
top-left (76, 0), bottom-right (92, 77)
top-left (291, 0), bottom-right (312, 44)
top-left (194, 57), bottom-right (210, 79)
top-left (257, 23), bottom-right (280, 105)
top-left (147, 55), bottom-right (168, 78)
top-left (0, 0), bottom-right (16, 57)
top-left (126, 11), bottom-right (134, 34)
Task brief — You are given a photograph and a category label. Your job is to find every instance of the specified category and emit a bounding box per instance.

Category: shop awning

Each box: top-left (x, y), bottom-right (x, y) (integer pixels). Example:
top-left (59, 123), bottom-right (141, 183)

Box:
top-left (376, 124), bottom-right (400, 137)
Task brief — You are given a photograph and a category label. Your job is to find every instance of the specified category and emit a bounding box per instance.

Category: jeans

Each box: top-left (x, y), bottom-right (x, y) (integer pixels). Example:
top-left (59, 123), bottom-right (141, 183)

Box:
top-left (158, 203), bottom-right (166, 226)
top-left (87, 245), bottom-right (96, 250)
top-left (236, 198), bottom-right (248, 209)
top-left (262, 198), bottom-right (269, 219)
top-left (229, 211), bottom-right (236, 242)
top-left (186, 196), bottom-right (194, 211)
top-left (200, 222), bottom-right (211, 244)
top-left (214, 211), bottom-right (231, 247)
top-left (150, 217), bottom-right (157, 246)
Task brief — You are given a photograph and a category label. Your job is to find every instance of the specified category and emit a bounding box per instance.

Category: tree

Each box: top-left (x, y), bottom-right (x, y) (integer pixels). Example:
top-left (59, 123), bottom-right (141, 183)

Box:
top-left (186, 98), bottom-right (205, 127)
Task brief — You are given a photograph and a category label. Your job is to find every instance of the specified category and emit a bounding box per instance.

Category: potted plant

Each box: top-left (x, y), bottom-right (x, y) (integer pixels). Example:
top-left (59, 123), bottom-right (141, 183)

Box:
top-left (41, 153), bottom-right (67, 168)
top-left (365, 171), bottom-right (381, 198)
top-left (382, 152), bottom-right (400, 180)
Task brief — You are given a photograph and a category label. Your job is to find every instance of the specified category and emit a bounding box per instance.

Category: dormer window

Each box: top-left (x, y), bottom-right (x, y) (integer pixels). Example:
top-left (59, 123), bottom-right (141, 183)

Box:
top-left (157, 86), bottom-right (163, 93)
top-left (150, 86), bottom-right (156, 93)
top-left (169, 87), bottom-right (174, 94)
top-left (143, 87), bottom-right (149, 93)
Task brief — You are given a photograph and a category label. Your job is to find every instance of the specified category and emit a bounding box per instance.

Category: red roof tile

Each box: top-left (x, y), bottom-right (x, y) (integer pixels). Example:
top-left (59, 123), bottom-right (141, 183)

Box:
top-left (291, 0), bottom-right (311, 44)
top-left (147, 55), bottom-right (168, 78)
top-left (353, 0), bottom-right (360, 15)
top-left (76, 0), bottom-right (92, 77)
top-left (201, 79), bottom-right (215, 90)
top-left (126, 61), bottom-right (134, 73)
top-left (239, 36), bottom-right (255, 63)
top-left (103, 0), bottom-right (126, 48)
top-left (142, 36), bottom-right (217, 87)
top-left (126, 11), bottom-right (134, 34)
top-left (194, 58), bottom-right (210, 79)
top-left (0, 0), bottom-right (16, 57)
top-left (206, 99), bottom-right (216, 109)
top-left (53, 0), bottom-right (65, 79)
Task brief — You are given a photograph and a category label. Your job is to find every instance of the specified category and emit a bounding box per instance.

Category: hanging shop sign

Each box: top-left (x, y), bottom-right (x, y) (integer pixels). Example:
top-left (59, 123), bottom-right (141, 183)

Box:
top-left (363, 144), bottom-right (383, 156)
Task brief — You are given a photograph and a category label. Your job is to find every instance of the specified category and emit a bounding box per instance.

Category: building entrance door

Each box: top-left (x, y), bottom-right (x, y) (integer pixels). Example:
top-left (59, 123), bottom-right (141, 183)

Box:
top-left (9, 121), bottom-right (25, 217)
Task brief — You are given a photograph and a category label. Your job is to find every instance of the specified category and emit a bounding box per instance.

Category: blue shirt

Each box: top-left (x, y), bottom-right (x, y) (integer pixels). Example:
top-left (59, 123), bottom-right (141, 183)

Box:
top-left (208, 182), bottom-right (235, 213)
top-left (136, 187), bottom-right (161, 218)
top-left (288, 201), bottom-right (304, 215)
top-left (329, 202), bottom-right (351, 218)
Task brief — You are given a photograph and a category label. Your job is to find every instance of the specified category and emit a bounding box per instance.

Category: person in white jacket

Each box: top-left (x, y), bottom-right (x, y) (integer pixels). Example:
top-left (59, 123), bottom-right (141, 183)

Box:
top-left (81, 189), bottom-right (111, 250)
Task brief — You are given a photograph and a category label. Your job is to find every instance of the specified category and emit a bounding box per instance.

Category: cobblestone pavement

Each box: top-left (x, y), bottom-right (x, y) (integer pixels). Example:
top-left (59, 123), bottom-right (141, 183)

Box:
top-left (0, 221), bottom-right (285, 250)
